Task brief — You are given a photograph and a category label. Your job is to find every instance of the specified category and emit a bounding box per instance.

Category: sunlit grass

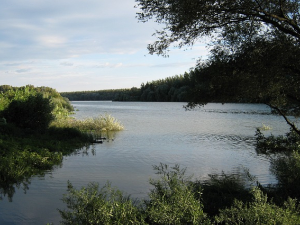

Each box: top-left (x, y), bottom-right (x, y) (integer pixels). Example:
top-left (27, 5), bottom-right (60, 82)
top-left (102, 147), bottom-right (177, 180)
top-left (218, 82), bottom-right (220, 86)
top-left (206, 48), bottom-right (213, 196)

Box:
top-left (259, 123), bottom-right (272, 131)
top-left (51, 114), bottom-right (124, 132)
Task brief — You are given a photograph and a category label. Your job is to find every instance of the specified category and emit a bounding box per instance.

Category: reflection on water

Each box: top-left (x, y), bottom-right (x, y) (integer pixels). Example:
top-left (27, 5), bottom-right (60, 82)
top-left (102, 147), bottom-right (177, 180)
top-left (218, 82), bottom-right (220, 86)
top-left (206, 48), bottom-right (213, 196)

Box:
top-left (0, 102), bottom-right (290, 225)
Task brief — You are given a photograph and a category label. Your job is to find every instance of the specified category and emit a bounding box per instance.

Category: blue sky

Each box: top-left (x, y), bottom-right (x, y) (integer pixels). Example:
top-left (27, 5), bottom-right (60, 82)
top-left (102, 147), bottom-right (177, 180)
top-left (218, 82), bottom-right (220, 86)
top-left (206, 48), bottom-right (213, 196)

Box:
top-left (0, 0), bottom-right (209, 92)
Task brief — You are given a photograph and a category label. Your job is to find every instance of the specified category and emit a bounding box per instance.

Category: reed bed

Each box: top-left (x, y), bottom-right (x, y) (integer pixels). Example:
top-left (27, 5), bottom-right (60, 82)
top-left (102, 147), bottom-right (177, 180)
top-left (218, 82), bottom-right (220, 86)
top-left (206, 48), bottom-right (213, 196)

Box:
top-left (51, 114), bottom-right (124, 132)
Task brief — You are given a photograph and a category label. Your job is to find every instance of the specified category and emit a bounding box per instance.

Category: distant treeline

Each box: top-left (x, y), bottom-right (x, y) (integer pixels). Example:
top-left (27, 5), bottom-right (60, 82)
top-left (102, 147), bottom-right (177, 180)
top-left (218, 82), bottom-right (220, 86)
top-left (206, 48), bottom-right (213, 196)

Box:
top-left (60, 73), bottom-right (191, 102)
top-left (60, 88), bottom-right (140, 101)
top-left (60, 68), bottom-right (239, 103)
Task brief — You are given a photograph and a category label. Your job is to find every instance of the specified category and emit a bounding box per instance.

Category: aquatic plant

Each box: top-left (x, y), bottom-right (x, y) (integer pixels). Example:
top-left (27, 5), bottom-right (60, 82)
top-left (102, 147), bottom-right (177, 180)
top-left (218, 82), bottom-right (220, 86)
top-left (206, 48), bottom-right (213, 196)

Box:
top-left (260, 123), bottom-right (272, 131)
top-left (51, 114), bottom-right (124, 132)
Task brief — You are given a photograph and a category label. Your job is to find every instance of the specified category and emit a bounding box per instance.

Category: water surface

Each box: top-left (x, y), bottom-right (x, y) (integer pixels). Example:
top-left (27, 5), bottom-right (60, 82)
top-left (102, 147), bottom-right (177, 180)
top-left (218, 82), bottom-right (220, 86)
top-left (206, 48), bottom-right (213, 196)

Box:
top-left (0, 102), bottom-right (289, 225)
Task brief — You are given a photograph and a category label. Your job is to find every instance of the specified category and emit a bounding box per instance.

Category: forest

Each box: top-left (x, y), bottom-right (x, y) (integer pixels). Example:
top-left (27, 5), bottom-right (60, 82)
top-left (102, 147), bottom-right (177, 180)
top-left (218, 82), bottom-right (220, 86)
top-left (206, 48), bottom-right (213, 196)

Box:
top-left (61, 88), bottom-right (140, 101)
top-left (60, 70), bottom-right (240, 103)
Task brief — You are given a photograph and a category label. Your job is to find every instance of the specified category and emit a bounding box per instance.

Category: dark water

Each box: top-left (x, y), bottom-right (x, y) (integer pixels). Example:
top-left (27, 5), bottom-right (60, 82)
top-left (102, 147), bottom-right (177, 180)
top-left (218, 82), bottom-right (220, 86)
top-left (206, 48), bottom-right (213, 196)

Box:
top-left (0, 102), bottom-right (290, 225)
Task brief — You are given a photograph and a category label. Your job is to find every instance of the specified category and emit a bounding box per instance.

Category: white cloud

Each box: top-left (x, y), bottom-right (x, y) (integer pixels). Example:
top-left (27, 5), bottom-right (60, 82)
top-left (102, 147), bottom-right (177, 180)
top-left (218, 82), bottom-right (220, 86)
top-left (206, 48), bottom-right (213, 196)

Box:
top-left (95, 62), bottom-right (123, 68)
top-left (37, 36), bottom-right (67, 47)
top-left (16, 68), bottom-right (31, 73)
top-left (0, 0), bottom-right (156, 59)
top-left (0, 0), bottom-right (209, 91)
top-left (60, 62), bottom-right (74, 67)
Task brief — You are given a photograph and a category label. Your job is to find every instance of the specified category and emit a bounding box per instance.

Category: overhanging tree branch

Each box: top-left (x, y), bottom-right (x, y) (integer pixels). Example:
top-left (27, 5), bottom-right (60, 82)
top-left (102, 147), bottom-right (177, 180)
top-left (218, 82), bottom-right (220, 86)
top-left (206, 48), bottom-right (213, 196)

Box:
top-left (268, 104), bottom-right (300, 136)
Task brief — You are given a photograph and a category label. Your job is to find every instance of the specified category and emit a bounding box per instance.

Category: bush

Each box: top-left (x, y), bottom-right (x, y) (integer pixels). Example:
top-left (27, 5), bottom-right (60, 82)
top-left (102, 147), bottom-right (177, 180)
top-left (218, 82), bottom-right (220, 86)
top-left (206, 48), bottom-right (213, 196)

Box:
top-left (47, 126), bottom-right (89, 141)
top-left (58, 163), bottom-right (300, 224)
top-left (215, 187), bottom-right (300, 224)
top-left (270, 151), bottom-right (300, 200)
top-left (59, 181), bottom-right (145, 225)
top-left (59, 164), bottom-right (209, 225)
top-left (198, 172), bottom-right (253, 217)
top-left (2, 94), bottom-right (54, 131)
top-left (145, 164), bottom-right (208, 224)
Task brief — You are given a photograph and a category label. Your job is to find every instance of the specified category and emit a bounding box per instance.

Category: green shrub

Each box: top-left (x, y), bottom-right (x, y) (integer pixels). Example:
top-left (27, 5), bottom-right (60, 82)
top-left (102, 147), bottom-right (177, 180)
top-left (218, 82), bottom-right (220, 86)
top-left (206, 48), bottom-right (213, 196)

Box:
top-left (47, 126), bottom-right (90, 141)
top-left (59, 181), bottom-right (145, 225)
top-left (0, 123), bottom-right (22, 136)
top-left (145, 164), bottom-right (208, 224)
top-left (215, 187), bottom-right (300, 224)
top-left (2, 94), bottom-right (54, 131)
top-left (270, 151), bottom-right (300, 200)
top-left (59, 164), bottom-right (209, 225)
top-left (197, 172), bottom-right (253, 217)
top-left (0, 85), bottom-right (75, 122)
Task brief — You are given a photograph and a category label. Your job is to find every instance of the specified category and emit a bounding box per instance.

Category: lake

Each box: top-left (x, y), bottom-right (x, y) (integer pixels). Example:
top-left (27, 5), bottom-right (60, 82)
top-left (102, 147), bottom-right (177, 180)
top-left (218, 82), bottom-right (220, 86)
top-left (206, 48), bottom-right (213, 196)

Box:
top-left (0, 102), bottom-right (290, 225)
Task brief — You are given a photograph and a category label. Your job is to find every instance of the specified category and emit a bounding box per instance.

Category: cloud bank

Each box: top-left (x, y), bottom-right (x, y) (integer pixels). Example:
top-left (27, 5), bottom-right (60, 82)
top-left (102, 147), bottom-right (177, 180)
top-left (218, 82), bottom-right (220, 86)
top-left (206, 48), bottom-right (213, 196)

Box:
top-left (0, 0), bottom-right (209, 91)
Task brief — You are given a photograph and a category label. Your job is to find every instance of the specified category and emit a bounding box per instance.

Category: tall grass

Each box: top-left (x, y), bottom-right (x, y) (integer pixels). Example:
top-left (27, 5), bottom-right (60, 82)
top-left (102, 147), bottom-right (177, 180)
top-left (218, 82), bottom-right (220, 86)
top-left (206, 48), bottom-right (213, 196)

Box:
top-left (51, 114), bottom-right (124, 132)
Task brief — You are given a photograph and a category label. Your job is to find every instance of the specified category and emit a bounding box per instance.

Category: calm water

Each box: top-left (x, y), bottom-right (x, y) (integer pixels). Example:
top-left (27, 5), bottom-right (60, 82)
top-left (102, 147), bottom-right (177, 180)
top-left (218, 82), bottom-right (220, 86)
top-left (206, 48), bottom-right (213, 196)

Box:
top-left (0, 102), bottom-right (290, 225)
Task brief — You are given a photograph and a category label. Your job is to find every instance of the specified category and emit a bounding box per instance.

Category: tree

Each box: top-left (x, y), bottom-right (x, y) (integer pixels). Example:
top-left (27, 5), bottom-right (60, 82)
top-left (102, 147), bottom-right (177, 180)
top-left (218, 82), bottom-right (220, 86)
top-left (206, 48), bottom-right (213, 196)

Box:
top-left (136, 0), bottom-right (300, 56)
top-left (186, 33), bottom-right (300, 135)
top-left (136, 0), bottom-right (300, 135)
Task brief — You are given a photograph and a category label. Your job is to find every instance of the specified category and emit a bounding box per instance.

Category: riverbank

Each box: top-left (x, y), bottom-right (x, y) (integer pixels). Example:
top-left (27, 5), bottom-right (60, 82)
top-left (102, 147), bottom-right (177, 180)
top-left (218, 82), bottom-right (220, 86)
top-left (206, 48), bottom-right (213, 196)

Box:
top-left (0, 123), bottom-right (92, 201)
top-left (0, 112), bottom-right (125, 202)
top-left (1, 102), bottom-right (299, 224)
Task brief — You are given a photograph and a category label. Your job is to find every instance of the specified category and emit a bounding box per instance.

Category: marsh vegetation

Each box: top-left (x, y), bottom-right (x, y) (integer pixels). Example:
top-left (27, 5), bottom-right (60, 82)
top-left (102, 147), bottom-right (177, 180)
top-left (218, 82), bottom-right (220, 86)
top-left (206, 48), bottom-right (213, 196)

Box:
top-left (0, 85), bottom-right (123, 201)
top-left (59, 161), bottom-right (300, 224)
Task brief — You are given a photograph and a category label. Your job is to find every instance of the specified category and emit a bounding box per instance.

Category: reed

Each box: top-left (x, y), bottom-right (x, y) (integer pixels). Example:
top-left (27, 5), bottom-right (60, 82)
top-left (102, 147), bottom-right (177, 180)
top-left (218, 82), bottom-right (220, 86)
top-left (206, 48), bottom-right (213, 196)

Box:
top-left (260, 123), bottom-right (272, 131)
top-left (51, 114), bottom-right (124, 132)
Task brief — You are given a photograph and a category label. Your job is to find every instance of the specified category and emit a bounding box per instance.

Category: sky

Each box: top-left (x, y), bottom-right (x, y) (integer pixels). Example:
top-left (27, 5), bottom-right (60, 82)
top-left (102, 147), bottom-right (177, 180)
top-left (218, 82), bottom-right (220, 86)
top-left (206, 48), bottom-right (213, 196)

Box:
top-left (0, 0), bottom-right (209, 92)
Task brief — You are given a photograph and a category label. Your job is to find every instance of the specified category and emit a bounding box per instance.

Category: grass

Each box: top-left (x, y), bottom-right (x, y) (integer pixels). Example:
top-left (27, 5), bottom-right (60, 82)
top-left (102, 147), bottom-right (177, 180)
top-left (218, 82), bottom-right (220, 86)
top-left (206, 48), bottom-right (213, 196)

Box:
top-left (259, 123), bottom-right (272, 131)
top-left (51, 114), bottom-right (124, 132)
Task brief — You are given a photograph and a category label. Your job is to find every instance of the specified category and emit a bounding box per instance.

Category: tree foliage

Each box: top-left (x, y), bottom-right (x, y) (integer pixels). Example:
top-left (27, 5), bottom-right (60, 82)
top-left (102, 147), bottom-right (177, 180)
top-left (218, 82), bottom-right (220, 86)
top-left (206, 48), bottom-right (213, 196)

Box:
top-left (136, 0), bottom-right (300, 56)
top-left (136, 0), bottom-right (300, 135)
top-left (60, 75), bottom-right (193, 102)
top-left (60, 88), bottom-right (140, 101)
top-left (140, 74), bottom-right (191, 102)
top-left (0, 85), bottom-right (74, 121)
top-left (185, 33), bottom-right (300, 135)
